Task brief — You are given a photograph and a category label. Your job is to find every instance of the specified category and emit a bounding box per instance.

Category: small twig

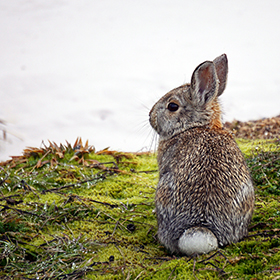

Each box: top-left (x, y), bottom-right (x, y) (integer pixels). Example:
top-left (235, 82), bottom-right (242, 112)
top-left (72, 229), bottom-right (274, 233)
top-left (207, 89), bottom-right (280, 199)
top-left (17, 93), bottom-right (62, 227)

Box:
top-left (119, 202), bottom-right (128, 210)
top-left (0, 204), bottom-right (43, 217)
top-left (41, 173), bottom-right (107, 194)
top-left (197, 250), bottom-right (228, 276)
top-left (201, 261), bottom-right (226, 275)
top-left (0, 166), bottom-right (9, 186)
top-left (130, 168), bottom-right (158, 174)
top-left (29, 150), bottom-right (51, 173)
top-left (167, 263), bottom-right (178, 280)
top-left (115, 244), bottom-right (129, 265)
top-left (39, 238), bottom-right (59, 247)
top-left (88, 199), bottom-right (118, 208)
top-left (99, 211), bottom-right (127, 232)
top-left (249, 222), bottom-right (269, 230)
top-left (111, 220), bottom-right (120, 236)
top-left (192, 256), bottom-right (199, 280)
top-left (20, 180), bottom-right (40, 199)
top-left (134, 270), bottom-right (144, 280)
top-left (0, 194), bottom-right (21, 202)
top-left (56, 268), bottom-right (87, 280)
top-left (198, 250), bottom-right (228, 264)
top-left (246, 230), bottom-right (280, 238)
top-left (252, 155), bottom-right (280, 171)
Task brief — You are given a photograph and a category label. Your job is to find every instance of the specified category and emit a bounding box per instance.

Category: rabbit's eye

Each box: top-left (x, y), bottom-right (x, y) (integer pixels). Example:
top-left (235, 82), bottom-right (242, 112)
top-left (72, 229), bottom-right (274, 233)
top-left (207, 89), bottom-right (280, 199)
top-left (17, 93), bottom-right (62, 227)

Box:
top-left (167, 102), bottom-right (179, 112)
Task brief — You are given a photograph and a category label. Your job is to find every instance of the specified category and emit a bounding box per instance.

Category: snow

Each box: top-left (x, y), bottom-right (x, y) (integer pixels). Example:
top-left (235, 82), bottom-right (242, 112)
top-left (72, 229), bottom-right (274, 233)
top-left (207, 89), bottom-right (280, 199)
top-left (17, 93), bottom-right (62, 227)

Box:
top-left (0, 0), bottom-right (280, 160)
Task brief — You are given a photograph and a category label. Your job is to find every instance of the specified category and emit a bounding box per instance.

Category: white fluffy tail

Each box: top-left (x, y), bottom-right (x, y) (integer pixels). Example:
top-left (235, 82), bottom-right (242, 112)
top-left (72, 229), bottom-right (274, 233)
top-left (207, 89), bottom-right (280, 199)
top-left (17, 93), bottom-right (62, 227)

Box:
top-left (178, 227), bottom-right (218, 256)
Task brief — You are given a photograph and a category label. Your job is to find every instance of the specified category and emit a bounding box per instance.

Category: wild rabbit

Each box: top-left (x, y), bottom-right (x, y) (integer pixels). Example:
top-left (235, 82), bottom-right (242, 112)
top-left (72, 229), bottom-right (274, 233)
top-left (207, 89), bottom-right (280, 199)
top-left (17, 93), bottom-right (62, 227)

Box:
top-left (149, 54), bottom-right (254, 256)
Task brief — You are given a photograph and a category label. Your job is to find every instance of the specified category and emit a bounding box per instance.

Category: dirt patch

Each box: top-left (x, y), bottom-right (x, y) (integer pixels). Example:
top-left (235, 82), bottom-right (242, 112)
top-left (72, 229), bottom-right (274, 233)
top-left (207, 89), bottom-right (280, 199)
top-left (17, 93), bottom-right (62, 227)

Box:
top-left (224, 115), bottom-right (280, 139)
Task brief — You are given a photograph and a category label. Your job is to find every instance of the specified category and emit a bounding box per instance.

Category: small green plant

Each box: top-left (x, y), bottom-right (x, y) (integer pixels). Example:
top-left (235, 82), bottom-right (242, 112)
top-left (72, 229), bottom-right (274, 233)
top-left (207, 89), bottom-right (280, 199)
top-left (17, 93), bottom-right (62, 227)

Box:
top-left (246, 142), bottom-right (280, 195)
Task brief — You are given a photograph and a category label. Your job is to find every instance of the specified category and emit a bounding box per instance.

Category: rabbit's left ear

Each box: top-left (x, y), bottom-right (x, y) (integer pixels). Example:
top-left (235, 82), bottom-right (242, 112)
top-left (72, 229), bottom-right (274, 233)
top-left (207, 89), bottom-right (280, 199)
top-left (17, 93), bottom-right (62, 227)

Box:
top-left (213, 54), bottom-right (228, 96)
top-left (190, 61), bottom-right (218, 107)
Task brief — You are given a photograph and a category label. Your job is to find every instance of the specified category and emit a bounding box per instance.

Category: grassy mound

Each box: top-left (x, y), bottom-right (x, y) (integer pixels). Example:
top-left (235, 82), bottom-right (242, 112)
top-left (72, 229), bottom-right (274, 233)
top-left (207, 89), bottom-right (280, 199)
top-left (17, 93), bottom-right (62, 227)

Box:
top-left (0, 138), bottom-right (279, 279)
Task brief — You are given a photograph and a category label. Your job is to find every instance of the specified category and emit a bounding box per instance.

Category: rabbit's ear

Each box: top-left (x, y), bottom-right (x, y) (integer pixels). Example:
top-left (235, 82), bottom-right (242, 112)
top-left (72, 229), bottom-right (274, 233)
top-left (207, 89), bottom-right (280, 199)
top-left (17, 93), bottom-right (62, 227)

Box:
top-left (213, 54), bottom-right (228, 96)
top-left (190, 61), bottom-right (218, 106)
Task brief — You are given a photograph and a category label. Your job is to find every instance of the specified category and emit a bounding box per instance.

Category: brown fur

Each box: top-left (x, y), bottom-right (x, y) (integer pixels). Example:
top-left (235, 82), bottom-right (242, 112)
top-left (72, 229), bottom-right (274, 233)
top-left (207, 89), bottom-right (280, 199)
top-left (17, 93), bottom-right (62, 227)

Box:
top-left (149, 54), bottom-right (255, 255)
top-left (209, 98), bottom-right (222, 129)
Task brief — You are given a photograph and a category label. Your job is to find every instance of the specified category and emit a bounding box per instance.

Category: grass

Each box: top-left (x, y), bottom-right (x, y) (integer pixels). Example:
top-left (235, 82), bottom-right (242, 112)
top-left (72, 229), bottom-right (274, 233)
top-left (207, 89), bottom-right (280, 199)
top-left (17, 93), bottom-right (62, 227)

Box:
top-left (0, 138), bottom-right (279, 279)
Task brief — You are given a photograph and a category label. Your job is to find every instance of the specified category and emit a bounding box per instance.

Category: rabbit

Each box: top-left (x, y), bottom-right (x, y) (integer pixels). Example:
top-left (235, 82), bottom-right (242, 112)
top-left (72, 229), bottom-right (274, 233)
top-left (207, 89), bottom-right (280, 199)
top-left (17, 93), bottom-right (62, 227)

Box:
top-left (149, 54), bottom-right (255, 256)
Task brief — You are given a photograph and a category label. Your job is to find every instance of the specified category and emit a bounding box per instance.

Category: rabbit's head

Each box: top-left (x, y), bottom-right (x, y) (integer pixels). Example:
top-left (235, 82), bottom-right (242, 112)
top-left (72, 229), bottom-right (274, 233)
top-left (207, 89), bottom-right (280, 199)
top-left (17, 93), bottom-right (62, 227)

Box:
top-left (149, 54), bottom-right (228, 140)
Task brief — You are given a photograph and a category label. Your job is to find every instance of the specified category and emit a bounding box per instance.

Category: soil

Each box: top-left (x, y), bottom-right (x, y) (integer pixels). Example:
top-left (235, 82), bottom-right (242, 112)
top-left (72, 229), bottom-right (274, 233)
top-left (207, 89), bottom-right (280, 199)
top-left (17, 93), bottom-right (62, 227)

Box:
top-left (224, 115), bottom-right (280, 140)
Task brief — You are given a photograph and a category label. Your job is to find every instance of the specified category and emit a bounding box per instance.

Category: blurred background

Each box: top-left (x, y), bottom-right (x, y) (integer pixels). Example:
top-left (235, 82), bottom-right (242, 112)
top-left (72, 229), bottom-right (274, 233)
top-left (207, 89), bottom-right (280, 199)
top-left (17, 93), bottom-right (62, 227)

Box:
top-left (0, 0), bottom-right (280, 161)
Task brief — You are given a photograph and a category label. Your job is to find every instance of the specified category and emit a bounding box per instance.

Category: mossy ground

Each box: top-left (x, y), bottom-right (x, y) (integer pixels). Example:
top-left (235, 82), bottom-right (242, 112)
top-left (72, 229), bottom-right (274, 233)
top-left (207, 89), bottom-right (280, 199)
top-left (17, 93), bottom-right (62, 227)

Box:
top-left (0, 138), bottom-right (279, 279)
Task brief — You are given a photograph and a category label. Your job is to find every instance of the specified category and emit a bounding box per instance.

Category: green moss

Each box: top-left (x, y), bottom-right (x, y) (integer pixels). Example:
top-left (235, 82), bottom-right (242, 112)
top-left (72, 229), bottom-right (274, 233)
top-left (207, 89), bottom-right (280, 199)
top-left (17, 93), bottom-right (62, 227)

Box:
top-left (0, 220), bottom-right (26, 234)
top-left (0, 139), bottom-right (279, 279)
top-left (236, 139), bottom-right (280, 157)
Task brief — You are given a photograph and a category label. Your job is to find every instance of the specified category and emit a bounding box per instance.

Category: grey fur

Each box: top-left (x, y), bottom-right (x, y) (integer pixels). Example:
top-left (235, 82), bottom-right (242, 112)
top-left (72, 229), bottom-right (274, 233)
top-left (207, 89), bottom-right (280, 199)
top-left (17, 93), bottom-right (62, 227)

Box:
top-left (149, 54), bottom-right (254, 255)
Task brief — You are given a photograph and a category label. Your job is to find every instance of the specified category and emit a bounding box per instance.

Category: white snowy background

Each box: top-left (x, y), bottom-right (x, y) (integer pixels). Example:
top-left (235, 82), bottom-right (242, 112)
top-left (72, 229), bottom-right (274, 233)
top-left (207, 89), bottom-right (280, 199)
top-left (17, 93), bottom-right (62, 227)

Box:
top-left (0, 0), bottom-right (280, 161)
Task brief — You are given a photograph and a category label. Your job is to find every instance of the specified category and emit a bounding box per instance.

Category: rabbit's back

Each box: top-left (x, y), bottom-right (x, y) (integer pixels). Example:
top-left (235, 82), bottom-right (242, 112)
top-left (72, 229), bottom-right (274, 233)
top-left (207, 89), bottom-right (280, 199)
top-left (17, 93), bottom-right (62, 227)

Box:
top-left (150, 54), bottom-right (255, 255)
top-left (156, 126), bottom-right (254, 254)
